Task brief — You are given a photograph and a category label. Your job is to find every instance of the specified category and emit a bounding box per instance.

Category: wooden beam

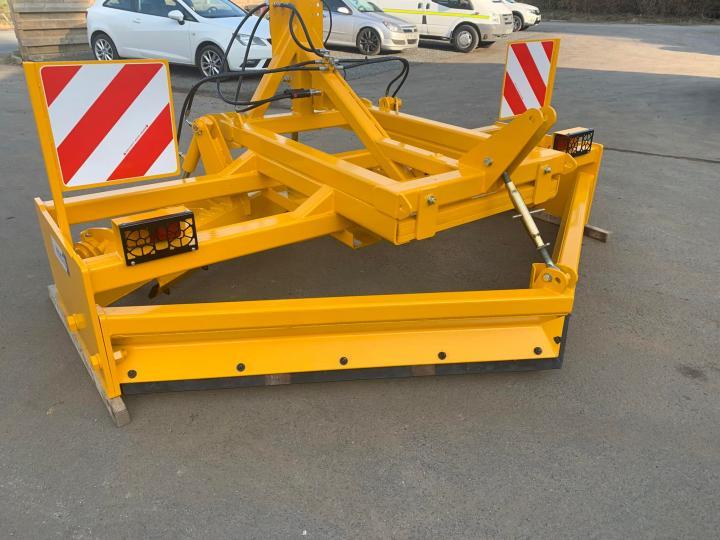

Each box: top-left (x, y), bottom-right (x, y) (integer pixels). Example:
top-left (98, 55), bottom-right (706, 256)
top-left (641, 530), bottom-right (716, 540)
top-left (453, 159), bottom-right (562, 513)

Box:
top-left (535, 211), bottom-right (611, 243)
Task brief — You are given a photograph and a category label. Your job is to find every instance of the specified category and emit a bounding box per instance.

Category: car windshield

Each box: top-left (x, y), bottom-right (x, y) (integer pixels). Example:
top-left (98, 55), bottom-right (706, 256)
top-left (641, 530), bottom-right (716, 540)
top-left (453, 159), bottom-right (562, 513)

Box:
top-left (183, 0), bottom-right (245, 18)
top-left (346, 0), bottom-right (383, 12)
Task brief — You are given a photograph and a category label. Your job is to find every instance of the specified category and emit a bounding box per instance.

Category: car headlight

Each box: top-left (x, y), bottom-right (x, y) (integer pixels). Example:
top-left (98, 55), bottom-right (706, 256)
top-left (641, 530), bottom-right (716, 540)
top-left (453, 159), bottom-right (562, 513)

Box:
top-left (235, 34), bottom-right (267, 47)
top-left (382, 21), bottom-right (401, 32)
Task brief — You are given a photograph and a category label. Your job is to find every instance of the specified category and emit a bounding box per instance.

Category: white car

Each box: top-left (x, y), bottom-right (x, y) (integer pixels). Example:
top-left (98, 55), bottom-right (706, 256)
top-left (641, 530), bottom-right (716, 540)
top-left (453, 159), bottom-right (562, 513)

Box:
top-left (323, 0), bottom-right (419, 55)
top-left (503, 0), bottom-right (540, 31)
top-left (87, 0), bottom-right (272, 78)
top-left (375, 0), bottom-right (514, 53)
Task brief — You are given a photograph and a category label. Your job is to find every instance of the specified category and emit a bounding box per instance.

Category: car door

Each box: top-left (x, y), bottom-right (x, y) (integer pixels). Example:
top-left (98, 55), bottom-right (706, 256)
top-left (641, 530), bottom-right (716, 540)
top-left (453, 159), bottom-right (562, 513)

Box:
top-left (132, 0), bottom-right (193, 63)
top-left (425, 0), bottom-right (474, 36)
top-left (378, 0), bottom-right (425, 33)
top-left (99, 0), bottom-right (141, 56)
top-left (323, 0), bottom-right (356, 45)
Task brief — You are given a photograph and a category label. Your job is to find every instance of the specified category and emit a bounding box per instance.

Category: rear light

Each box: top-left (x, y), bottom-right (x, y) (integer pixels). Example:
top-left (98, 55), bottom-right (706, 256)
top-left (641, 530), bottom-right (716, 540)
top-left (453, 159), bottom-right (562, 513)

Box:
top-left (114, 207), bottom-right (198, 266)
top-left (553, 128), bottom-right (594, 157)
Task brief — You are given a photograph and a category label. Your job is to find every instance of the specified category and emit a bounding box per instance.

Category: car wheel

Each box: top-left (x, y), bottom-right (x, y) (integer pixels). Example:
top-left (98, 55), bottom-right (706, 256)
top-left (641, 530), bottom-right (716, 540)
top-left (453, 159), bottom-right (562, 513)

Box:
top-left (356, 27), bottom-right (382, 56)
top-left (513, 13), bottom-right (524, 32)
top-left (452, 25), bottom-right (478, 53)
top-left (197, 44), bottom-right (226, 78)
top-left (92, 33), bottom-right (118, 61)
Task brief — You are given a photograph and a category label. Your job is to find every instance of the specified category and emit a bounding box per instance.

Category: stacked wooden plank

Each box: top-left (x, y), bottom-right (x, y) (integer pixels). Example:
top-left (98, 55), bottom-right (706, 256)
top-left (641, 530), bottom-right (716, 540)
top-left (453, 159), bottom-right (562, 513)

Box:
top-left (8, 0), bottom-right (92, 61)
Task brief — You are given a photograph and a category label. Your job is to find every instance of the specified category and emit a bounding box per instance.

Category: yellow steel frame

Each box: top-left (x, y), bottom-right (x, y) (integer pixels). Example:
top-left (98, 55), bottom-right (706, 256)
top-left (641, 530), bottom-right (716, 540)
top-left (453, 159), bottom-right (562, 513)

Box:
top-left (27, 0), bottom-right (602, 424)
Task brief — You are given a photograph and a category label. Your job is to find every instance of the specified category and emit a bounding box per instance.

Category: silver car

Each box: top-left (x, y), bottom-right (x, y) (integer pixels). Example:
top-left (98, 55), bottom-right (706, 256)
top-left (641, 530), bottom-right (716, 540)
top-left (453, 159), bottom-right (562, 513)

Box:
top-left (323, 0), bottom-right (419, 55)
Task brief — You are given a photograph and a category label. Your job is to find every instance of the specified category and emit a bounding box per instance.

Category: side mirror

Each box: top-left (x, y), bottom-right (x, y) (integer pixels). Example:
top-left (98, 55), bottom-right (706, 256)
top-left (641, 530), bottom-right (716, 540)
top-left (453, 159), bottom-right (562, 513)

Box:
top-left (337, 6), bottom-right (351, 14)
top-left (168, 10), bottom-right (185, 24)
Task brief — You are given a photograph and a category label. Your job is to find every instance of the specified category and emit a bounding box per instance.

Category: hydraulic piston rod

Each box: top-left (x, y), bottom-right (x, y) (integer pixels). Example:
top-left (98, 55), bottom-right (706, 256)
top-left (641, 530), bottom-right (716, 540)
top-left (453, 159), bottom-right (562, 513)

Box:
top-left (502, 171), bottom-right (557, 268)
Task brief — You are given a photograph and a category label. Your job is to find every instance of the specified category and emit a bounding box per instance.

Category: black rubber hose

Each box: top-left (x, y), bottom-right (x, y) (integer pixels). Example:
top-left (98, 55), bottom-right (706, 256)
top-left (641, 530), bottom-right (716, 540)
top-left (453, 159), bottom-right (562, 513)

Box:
top-left (233, 2), bottom-right (332, 105)
top-left (322, 0), bottom-right (332, 46)
top-left (179, 4), bottom-right (410, 142)
top-left (216, 62), bottom-right (319, 106)
top-left (177, 63), bottom-right (321, 140)
top-left (233, 8), bottom-right (267, 105)
top-left (340, 56), bottom-right (410, 97)
top-left (222, 3), bottom-right (266, 64)
top-left (289, 11), bottom-right (318, 55)
top-left (217, 3), bottom-right (267, 102)
top-left (275, 3), bottom-right (325, 56)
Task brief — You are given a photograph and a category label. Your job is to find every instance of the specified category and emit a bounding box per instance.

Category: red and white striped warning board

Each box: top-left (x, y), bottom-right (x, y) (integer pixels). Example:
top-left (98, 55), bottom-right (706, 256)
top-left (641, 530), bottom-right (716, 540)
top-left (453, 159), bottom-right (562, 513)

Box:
top-left (499, 39), bottom-right (560, 120)
top-left (36, 61), bottom-right (178, 189)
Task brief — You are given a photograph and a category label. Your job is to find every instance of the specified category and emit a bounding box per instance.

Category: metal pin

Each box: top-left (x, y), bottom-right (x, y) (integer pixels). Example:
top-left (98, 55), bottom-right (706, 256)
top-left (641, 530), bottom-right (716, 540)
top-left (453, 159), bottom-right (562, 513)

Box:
top-left (512, 207), bottom-right (545, 219)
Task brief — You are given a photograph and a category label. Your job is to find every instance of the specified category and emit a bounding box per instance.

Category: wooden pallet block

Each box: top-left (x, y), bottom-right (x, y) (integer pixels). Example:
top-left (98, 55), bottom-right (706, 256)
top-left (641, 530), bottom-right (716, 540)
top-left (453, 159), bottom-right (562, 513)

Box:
top-left (535, 211), bottom-right (611, 243)
top-left (48, 285), bottom-right (130, 427)
top-left (9, 0), bottom-right (93, 61)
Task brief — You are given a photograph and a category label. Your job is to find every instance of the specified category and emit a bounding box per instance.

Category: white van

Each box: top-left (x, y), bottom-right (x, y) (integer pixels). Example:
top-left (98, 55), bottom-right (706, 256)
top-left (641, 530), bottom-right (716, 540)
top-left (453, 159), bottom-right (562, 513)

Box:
top-left (375, 0), bottom-right (514, 52)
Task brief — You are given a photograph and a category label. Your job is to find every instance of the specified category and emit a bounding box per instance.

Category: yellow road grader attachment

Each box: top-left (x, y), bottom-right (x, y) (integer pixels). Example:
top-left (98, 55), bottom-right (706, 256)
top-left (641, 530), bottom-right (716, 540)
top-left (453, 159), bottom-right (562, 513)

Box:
top-left (25, 0), bottom-right (602, 425)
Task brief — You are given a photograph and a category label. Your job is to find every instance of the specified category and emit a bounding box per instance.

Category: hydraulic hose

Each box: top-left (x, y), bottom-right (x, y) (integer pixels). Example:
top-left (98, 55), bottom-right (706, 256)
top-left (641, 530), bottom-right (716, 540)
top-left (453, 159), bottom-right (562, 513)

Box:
top-left (178, 2), bottom-right (411, 142)
top-left (323, 0), bottom-right (332, 46)
top-left (233, 8), bottom-right (270, 106)
top-left (340, 56), bottom-right (410, 97)
top-left (177, 63), bottom-right (321, 140)
top-left (274, 3), bottom-right (327, 57)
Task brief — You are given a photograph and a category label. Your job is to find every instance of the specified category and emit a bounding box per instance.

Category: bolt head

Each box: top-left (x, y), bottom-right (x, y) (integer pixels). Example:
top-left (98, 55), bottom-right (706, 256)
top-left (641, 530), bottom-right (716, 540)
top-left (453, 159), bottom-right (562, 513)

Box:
top-left (66, 315), bottom-right (79, 332)
top-left (544, 166), bottom-right (552, 174)
top-left (89, 354), bottom-right (101, 370)
top-left (426, 195), bottom-right (437, 205)
top-left (543, 273), bottom-right (552, 282)
top-left (483, 157), bottom-right (494, 167)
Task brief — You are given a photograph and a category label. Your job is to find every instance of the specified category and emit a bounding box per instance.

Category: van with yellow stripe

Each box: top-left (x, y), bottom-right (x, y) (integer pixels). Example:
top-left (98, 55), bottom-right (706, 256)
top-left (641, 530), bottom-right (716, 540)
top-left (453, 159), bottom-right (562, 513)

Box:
top-left (376, 0), bottom-right (514, 52)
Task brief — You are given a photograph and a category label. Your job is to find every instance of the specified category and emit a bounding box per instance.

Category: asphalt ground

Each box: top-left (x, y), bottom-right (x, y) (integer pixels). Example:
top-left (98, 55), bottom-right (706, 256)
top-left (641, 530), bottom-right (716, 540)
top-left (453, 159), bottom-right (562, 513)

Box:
top-left (0, 22), bottom-right (719, 538)
top-left (0, 28), bottom-right (17, 54)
